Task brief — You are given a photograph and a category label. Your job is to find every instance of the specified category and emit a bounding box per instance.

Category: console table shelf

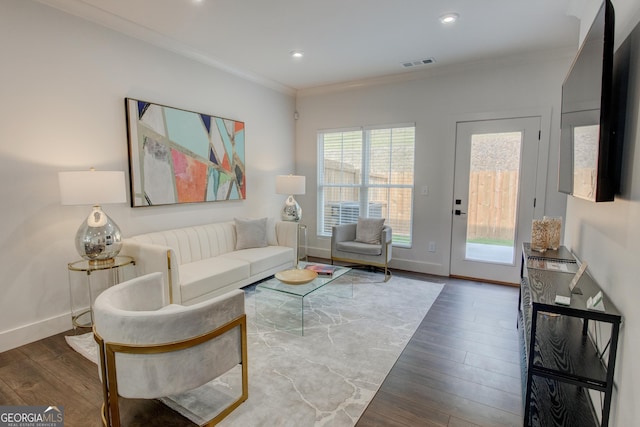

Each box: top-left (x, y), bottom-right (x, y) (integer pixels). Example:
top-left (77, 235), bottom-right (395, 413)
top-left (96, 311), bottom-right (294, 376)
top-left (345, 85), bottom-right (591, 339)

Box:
top-left (529, 377), bottom-right (599, 427)
top-left (519, 243), bottom-right (621, 427)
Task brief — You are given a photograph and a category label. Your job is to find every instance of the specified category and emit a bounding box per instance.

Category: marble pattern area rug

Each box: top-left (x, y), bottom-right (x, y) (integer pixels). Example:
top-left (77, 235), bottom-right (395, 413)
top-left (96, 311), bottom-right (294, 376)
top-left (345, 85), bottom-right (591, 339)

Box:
top-left (66, 270), bottom-right (443, 427)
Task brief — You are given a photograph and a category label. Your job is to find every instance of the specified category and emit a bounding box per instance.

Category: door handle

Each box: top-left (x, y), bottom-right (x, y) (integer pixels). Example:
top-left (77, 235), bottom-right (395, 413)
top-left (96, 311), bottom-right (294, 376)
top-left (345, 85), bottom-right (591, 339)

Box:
top-left (454, 209), bottom-right (467, 216)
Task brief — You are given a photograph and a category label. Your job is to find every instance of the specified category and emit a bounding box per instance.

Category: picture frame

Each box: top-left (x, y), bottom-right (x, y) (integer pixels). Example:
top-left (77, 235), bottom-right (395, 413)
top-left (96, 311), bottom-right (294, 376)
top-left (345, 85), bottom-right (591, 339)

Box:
top-left (125, 98), bottom-right (246, 207)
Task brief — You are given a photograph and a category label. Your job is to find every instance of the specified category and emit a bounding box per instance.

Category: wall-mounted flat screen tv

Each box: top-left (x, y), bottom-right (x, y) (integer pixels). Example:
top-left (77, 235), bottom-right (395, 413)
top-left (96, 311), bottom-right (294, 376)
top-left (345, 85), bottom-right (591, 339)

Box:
top-left (559, 0), bottom-right (620, 202)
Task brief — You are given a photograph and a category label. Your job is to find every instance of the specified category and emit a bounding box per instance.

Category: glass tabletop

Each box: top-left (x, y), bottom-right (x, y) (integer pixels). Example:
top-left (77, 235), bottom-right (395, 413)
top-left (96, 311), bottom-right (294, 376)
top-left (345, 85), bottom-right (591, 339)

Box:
top-left (256, 262), bottom-right (351, 298)
top-left (67, 255), bottom-right (135, 272)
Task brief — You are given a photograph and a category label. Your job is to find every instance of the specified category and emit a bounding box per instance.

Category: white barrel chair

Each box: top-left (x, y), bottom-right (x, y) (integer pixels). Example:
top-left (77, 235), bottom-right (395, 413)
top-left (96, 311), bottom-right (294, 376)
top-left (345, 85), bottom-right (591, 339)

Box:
top-left (93, 272), bottom-right (248, 427)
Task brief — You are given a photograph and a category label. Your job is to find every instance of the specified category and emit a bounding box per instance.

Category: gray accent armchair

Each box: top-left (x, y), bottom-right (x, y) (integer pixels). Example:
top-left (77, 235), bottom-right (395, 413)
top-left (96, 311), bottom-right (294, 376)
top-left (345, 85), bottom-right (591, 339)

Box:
top-left (330, 223), bottom-right (392, 281)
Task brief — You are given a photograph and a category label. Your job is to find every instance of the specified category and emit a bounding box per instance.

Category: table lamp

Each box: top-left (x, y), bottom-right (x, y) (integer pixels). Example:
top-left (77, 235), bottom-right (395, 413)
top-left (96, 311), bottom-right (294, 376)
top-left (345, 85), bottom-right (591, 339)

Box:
top-left (58, 168), bottom-right (127, 265)
top-left (276, 175), bottom-right (305, 222)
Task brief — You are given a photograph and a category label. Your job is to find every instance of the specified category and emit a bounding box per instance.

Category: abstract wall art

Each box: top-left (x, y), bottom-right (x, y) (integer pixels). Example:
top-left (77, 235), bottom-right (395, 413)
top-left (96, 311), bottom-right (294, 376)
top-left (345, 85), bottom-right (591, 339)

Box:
top-left (125, 98), bottom-right (246, 207)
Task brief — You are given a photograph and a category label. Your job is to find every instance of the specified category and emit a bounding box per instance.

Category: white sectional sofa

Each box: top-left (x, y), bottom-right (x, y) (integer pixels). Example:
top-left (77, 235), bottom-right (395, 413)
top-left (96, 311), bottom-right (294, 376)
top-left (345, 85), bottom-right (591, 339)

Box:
top-left (120, 218), bottom-right (298, 305)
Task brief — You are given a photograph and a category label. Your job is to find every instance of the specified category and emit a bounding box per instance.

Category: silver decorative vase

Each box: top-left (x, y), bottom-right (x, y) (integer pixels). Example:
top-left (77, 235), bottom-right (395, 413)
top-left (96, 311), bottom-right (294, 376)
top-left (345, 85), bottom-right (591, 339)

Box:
top-left (75, 206), bottom-right (122, 265)
top-left (281, 195), bottom-right (302, 222)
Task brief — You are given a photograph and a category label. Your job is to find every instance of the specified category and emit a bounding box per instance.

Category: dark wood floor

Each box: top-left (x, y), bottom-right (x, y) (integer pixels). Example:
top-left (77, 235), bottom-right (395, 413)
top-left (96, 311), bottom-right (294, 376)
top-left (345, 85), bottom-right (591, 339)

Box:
top-left (357, 274), bottom-right (522, 427)
top-left (0, 272), bottom-right (522, 427)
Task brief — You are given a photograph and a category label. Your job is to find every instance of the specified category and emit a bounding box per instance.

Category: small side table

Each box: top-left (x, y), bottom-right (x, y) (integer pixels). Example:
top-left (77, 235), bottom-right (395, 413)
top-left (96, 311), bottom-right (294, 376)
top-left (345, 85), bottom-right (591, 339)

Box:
top-left (67, 255), bottom-right (136, 329)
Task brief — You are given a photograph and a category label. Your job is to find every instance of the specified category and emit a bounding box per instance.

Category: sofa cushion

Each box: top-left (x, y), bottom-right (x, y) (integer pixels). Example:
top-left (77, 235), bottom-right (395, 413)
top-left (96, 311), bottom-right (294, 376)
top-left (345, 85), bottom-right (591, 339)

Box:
top-left (180, 257), bottom-right (250, 302)
top-left (355, 217), bottom-right (385, 244)
top-left (337, 241), bottom-right (382, 256)
top-left (130, 222), bottom-right (237, 263)
top-left (235, 217), bottom-right (268, 250)
top-left (220, 246), bottom-right (294, 276)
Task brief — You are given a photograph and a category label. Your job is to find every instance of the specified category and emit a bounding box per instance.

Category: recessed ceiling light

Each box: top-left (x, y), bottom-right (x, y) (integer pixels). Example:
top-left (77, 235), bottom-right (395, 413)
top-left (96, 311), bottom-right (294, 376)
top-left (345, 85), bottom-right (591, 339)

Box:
top-left (290, 50), bottom-right (304, 59)
top-left (439, 13), bottom-right (459, 24)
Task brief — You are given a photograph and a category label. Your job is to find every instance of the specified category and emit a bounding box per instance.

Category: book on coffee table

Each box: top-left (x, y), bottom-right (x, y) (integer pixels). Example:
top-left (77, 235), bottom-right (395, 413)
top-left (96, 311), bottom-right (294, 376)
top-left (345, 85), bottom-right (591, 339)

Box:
top-left (304, 264), bottom-right (338, 276)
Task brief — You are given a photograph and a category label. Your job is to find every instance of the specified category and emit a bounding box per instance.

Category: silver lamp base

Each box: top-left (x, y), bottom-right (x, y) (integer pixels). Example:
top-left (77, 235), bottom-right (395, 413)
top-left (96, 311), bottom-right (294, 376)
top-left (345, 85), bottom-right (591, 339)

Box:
top-left (75, 205), bottom-right (122, 265)
top-left (281, 195), bottom-right (302, 222)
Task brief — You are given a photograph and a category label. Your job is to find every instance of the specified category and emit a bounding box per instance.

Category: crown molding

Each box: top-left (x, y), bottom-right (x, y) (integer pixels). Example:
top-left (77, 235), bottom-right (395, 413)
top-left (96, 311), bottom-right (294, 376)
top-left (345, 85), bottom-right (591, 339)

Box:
top-left (296, 47), bottom-right (577, 98)
top-left (35, 0), bottom-right (296, 96)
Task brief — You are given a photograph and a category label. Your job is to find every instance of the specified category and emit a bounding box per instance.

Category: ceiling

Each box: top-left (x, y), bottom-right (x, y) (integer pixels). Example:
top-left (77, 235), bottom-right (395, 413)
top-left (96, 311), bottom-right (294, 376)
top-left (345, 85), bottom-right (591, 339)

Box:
top-left (37, 0), bottom-right (581, 92)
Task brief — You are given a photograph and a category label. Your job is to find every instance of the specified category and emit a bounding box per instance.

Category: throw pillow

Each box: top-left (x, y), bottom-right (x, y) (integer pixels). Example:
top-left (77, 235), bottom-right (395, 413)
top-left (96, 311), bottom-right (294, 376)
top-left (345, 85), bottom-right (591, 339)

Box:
top-left (235, 217), bottom-right (268, 250)
top-left (355, 217), bottom-right (385, 245)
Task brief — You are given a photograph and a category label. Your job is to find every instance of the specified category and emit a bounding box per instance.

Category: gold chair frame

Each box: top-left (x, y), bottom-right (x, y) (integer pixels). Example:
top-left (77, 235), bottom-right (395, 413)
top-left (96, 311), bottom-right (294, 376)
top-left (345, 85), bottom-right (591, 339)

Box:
top-left (331, 239), bottom-right (392, 282)
top-left (93, 314), bottom-right (248, 427)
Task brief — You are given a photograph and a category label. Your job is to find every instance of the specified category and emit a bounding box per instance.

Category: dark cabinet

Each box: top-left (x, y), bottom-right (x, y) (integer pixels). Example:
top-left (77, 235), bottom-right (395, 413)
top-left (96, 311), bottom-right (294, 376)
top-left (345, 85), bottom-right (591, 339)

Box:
top-left (519, 243), bottom-right (621, 426)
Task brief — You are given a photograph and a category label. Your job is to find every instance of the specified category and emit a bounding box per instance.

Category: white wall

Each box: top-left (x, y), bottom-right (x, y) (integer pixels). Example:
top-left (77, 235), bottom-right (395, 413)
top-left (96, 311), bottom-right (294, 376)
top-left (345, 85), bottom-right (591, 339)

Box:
top-left (295, 53), bottom-right (571, 276)
top-left (563, 1), bottom-right (640, 425)
top-left (0, 1), bottom-right (295, 352)
top-left (4, 1), bottom-right (638, 422)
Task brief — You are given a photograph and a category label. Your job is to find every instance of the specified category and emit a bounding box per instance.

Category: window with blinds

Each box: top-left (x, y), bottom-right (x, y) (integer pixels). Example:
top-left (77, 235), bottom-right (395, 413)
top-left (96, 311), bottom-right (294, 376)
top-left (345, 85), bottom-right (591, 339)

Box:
top-left (317, 124), bottom-right (415, 247)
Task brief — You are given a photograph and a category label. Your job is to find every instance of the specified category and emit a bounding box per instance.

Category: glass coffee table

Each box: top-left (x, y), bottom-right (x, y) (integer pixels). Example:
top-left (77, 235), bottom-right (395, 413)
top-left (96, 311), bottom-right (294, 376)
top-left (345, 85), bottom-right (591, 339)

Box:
top-left (254, 262), bottom-right (352, 335)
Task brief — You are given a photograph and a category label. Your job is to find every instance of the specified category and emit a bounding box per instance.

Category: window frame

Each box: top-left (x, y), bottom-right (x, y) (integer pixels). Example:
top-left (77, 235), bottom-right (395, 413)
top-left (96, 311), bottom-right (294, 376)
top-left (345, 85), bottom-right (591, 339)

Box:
top-left (317, 123), bottom-right (415, 248)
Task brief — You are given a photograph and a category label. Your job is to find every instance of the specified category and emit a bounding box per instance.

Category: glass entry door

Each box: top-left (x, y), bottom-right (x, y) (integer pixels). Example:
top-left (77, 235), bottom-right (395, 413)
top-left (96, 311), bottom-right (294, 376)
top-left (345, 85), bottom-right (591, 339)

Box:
top-left (450, 117), bottom-right (541, 284)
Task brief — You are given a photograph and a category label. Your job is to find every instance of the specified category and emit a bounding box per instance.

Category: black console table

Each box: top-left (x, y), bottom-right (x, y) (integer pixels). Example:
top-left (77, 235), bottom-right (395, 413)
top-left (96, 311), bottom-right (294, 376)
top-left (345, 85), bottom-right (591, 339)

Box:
top-left (519, 243), bottom-right (621, 427)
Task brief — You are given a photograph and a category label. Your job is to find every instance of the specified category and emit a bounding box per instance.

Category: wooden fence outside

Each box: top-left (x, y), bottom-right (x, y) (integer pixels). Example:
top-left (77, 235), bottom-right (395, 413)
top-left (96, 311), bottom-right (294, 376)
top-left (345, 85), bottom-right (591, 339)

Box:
top-left (466, 170), bottom-right (518, 242)
top-left (322, 160), bottom-right (518, 243)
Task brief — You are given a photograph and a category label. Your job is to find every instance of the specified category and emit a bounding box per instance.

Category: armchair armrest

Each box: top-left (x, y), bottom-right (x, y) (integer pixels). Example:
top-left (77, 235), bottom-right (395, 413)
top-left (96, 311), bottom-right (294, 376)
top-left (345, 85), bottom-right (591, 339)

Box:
top-left (382, 225), bottom-right (392, 261)
top-left (95, 284), bottom-right (245, 345)
top-left (332, 223), bottom-right (357, 243)
top-left (331, 223), bottom-right (357, 260)
top-left (382, 225), bottom-right (392, 244)
top-left (97, 272), bottom-right (167, 312)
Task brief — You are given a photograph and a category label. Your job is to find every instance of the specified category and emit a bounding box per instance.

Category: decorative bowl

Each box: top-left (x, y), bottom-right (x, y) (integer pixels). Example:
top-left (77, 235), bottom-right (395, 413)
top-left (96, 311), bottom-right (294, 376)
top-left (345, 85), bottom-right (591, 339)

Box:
top-left (275, 269), bottom-right (318, 285)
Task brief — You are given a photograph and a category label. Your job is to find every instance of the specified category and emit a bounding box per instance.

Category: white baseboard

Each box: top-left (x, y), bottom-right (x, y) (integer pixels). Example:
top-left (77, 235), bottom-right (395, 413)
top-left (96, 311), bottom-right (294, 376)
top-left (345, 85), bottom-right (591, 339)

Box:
top-left (308, 247), bottom-right (449, 277)
top-left (0, 312), bottom-right (72, 353)
top-left (389, 258), bottom-right (449, 276)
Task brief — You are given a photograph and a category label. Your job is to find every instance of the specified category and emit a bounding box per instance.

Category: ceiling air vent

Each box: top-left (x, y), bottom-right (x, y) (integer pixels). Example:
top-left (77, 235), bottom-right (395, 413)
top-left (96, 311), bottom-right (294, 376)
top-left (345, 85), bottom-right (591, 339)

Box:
top-left (402, 57), bottom-right (436, 68)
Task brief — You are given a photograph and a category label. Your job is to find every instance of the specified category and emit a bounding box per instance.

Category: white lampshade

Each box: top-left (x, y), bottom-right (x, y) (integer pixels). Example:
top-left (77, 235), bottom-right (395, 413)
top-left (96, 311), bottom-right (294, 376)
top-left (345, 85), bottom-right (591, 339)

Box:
top-left (59, 170), bottom-right (126, 205)
top-left (276, 175), bottom-right (306, 195)
top-left (58, 169), bottom-right (127, 265)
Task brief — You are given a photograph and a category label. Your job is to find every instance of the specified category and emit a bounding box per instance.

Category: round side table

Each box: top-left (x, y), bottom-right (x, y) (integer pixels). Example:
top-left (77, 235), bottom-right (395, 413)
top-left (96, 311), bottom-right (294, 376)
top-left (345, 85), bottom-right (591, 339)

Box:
top-left (67, 255), bottom-right (136, 329)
